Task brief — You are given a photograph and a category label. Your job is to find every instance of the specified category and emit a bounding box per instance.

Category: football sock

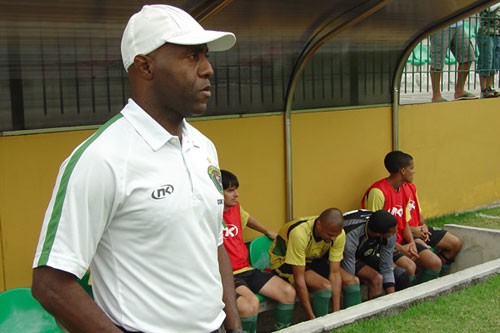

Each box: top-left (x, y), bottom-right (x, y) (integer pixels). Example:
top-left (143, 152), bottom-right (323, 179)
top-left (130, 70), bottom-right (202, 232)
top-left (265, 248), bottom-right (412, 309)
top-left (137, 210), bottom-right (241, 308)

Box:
top-left (440, 263), bottom-right (451, 276)
top-left (312, 289), bottom-right (332, 317)
top-left (241, 315), bottom-right (257, 333)
top-left (274, 302), bottom-right (294, 329)
top-left (419, 268), bottom-right (440, 283)
top-left (342, 284), bottom-right (362, 308)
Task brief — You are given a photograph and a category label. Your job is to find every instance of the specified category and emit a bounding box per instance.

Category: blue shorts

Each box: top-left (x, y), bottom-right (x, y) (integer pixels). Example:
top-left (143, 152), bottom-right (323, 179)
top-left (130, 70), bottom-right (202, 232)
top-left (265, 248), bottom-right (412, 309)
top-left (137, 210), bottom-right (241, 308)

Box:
top-left (476, 34), bottom-right (500, 76)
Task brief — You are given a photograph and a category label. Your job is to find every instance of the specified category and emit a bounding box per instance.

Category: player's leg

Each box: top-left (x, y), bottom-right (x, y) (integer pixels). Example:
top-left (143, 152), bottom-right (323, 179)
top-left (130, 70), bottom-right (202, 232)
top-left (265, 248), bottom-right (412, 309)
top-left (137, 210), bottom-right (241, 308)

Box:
top-left (414, 240), bottom-right (441, 283)
top-left (394, 251), bottom-right (416, 285)
top-left (356, 264), bottom-right (383, 299)
top-left (235, 284), bottom-right (259, 333)
top-left (304, 270), bottom-right (333, 317)
top-left (339, 268), bottom-right (361, 308)
top-left (429, 228), bottom-right (462, 266)
top-left (258, 274), bottom-right (296, 329)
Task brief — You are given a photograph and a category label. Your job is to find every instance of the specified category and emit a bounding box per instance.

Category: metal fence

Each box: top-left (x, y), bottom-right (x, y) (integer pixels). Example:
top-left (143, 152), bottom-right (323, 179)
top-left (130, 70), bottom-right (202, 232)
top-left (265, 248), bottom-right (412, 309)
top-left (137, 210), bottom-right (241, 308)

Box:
top-left (401, 12), bottom-right (499, 97)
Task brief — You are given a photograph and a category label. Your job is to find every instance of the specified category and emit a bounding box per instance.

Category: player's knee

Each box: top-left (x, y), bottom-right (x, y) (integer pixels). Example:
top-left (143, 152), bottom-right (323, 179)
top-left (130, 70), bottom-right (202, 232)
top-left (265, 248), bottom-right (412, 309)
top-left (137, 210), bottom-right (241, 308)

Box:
top-left (372, 272), bottom-right (383, 289)
top-left (237, 295), bottom-right (259, 317)
top-left (343, 273), bottom-right (359, 287)
top-left (281, 283), bottom-right (297, 304)
top-left (397, 259), bottom-right (416, 277)
top-left (422, 251), bottom-right (442, 271)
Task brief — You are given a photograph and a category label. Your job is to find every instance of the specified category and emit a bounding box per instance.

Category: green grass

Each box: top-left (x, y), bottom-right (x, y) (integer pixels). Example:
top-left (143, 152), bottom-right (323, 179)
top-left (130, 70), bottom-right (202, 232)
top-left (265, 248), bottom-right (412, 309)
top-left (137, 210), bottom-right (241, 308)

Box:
top-left (426, 205), bottom-right (500, 230)
top-left (333, 204), bottom-right (500, 333)
top-left (335, 274), bottom-right (500, 333)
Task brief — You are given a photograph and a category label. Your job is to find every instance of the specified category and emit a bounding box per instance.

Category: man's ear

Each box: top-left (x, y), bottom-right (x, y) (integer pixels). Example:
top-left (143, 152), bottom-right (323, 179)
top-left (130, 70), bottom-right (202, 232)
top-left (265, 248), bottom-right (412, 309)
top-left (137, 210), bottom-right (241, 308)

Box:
top-left (132, 55), bottom-right (154, 79)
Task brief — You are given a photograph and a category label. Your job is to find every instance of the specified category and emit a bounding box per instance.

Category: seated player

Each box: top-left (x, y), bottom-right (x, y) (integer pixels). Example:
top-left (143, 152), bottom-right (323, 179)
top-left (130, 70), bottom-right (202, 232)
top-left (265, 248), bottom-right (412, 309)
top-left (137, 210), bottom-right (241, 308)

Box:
top-left (342, 209), bottom-right (411, 300)
top-left (269, 208), bottom-right (361, 320)
top-left (405, 180), bottom-right (462, 276)
top-left (221, 170), bottom-right (296, 332)
top-left (362, 151), bottom-right (443, 284)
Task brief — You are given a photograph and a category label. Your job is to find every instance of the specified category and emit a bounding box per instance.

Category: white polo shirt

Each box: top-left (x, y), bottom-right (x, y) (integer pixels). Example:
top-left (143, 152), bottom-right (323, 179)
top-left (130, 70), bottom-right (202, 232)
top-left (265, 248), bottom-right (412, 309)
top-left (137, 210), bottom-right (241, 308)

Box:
top-left (33, 99), bottom-right (226, 332)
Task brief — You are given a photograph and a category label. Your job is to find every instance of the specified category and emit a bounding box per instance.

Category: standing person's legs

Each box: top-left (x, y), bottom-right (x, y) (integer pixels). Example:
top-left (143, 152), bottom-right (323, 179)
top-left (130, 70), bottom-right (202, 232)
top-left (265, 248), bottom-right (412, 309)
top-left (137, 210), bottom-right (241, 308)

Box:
top-left (476, 33), bottom-right (492, 93)
top-left (430, 29), bottom-right (451, 102)
top-left (452, 24), bottom-right (478, 99)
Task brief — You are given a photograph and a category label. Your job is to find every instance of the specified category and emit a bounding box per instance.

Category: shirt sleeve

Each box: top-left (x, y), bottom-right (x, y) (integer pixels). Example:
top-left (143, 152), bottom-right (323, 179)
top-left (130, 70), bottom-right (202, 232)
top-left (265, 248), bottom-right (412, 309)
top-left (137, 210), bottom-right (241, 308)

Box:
top-left (240, 206), bottom-right (250, 229)
top-left (285, 227), bottom-right (309, 266)
top-left (365, 188), bottom-right (385, 211)
top-left (329, 230), bottom-right (346, 262)
top-left (341, 229), bottom-right (359, 274)
top-left (33, 147), bottom-right (119, 279)
top-left (379, 235), bottom-right (396, 286)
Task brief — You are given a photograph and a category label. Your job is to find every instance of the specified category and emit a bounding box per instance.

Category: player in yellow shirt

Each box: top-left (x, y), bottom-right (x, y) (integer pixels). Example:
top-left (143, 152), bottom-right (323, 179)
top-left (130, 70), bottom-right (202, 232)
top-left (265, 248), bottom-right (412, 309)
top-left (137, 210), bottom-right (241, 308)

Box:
top-left (269, 208), bottom-right (361, 320)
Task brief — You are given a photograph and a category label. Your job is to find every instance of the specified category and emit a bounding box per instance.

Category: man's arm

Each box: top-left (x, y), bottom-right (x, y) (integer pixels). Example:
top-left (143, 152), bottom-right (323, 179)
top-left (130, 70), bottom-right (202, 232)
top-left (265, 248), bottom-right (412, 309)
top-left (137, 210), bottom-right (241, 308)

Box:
top-left (292, 265), bottom-right (315, 320)
top-left (32, 266), bottom-right (121, 333)
top-left (246, 215), bottom-right (277, 239)
top-left (328, 261), bottom-right (342, 312)
top-left (379, 236), bottom-right (397, 294)
top-left (340, 232), bottom-right (358, 276)
top-left (217, 245), bottom-right (242, 331)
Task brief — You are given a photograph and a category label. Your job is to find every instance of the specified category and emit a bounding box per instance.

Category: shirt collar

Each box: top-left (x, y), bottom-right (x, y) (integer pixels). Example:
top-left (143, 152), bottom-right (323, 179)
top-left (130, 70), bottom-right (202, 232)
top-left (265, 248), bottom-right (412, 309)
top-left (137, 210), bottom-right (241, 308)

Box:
top-left (121, 99), bottom-right (197, 151)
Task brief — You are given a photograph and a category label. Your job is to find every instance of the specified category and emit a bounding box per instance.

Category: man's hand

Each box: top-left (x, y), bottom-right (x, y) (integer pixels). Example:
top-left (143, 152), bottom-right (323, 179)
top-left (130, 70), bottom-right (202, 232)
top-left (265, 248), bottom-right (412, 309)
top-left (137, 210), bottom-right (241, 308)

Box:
top-left (412, 225), bottom-right (431, 242)
top-left (399, 242), bottom-right (419, 261)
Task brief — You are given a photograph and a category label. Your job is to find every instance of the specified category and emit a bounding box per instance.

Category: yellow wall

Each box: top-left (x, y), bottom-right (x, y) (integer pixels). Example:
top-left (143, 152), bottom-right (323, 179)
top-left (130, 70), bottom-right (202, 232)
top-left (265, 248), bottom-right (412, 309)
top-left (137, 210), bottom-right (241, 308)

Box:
top-left (399, 98), bottom-right (500, 217)
top-left (1, 99), bottom-right (499, 290)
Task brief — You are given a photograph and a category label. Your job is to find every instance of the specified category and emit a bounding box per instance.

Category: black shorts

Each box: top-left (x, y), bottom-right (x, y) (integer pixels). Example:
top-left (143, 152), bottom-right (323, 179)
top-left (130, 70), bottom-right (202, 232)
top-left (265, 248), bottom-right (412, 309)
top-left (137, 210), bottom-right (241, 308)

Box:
top-left (273, 255), bottom-right (330, 284)
top-left (234, 268), bottom-right (274, 294)
top-left (425, 227), bottom-right (447, 247)
top-left (355, 255), bottom-right (380, 273)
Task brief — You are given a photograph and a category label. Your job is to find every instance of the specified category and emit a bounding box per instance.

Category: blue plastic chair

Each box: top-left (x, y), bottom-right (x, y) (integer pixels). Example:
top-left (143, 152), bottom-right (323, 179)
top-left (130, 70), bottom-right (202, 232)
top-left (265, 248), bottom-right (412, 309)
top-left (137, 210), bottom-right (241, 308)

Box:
top-left (0, 288), bottom-right (63, 332)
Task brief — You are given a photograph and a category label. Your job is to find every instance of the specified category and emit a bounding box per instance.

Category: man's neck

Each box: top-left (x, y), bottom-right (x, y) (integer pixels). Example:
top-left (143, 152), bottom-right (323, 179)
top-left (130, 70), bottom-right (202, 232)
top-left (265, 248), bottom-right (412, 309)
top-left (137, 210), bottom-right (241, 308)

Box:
top-left (386, 175), bottom-right (403, 190)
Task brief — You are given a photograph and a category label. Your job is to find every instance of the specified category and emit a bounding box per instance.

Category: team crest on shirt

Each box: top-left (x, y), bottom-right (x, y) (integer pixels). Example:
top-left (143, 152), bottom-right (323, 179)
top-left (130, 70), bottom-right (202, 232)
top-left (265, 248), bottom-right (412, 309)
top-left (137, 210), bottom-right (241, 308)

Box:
top-left (208, 165), bottom-right (223, 193)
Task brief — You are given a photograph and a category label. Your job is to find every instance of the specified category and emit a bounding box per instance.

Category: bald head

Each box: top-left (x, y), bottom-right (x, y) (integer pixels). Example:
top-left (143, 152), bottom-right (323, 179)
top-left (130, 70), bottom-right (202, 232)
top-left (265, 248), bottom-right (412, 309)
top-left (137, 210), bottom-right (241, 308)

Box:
top-left (318, 208), bottom-right (344, 227)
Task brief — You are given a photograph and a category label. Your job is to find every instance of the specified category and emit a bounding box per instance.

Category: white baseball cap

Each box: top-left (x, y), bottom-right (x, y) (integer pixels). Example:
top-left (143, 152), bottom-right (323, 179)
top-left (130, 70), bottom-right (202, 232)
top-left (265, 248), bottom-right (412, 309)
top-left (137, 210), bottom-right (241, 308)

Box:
top-left (121, 5), bottom-right (236, 71)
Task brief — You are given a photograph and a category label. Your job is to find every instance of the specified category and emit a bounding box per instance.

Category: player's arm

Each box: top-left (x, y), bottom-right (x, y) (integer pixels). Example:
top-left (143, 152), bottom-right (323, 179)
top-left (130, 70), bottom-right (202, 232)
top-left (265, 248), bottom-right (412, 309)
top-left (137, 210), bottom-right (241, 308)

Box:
top-left (218, 245), bottom-right (242, 331)
top-left (340, 232), bottom-right (358, 276)
top-left (246, 215), bottom-right (277, 239)
top-left (364, 188), bottom-right (385, 211)
top-left (32, 266), bottom-right (122, 333)
top-left (380, 236), bottom-right (397, 294)
top-left (292, 265), bottom-right (315, 320)
top-left (328, 260), bottom-right (342, 312)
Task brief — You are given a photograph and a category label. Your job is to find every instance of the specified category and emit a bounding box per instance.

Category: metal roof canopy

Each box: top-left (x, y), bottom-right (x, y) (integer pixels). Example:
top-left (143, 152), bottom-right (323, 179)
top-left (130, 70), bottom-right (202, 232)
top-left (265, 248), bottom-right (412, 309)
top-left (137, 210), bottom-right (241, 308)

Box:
top-left (190, 0), bottom-right (494, 219)
top-left (1, 0), bottom-right (495, 219)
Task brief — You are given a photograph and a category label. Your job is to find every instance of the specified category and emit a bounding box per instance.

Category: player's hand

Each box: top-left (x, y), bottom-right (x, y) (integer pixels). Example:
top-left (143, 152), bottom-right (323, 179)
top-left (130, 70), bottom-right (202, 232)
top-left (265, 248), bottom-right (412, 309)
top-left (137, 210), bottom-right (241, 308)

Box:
top-left (266, 231), bottom-right (278, 240)
top-left (403, 243), bottom-right (419, 261)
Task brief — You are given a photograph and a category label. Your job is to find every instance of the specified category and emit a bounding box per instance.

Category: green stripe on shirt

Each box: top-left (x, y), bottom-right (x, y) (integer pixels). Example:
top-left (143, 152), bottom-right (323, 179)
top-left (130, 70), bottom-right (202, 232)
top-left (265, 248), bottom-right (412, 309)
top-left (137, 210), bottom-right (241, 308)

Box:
top-left (37, 113), bottom-right (123, 266)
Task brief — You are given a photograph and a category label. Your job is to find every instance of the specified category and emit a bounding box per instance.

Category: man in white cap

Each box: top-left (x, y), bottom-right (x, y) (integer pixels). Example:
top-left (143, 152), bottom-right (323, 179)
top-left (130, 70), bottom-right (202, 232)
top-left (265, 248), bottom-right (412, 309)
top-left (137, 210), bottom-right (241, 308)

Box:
top-left (32, 5), bottom-right (241, 333)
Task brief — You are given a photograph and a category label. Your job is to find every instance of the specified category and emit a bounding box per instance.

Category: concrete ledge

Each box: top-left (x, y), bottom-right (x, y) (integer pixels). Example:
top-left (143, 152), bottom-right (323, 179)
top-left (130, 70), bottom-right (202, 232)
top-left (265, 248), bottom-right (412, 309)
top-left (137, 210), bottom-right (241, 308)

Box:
top-left (277, 258), bottom-right (500, 333)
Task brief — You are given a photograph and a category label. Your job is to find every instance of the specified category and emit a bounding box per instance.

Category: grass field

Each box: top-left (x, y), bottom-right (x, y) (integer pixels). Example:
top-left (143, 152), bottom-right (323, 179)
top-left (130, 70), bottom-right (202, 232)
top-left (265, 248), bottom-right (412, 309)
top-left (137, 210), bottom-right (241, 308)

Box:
top-left (332, 203), bottom-right (500, 333)
top-left (426, 205), bottom-right (500, 230)
top-left (335, 273), bottom-right (500, 333)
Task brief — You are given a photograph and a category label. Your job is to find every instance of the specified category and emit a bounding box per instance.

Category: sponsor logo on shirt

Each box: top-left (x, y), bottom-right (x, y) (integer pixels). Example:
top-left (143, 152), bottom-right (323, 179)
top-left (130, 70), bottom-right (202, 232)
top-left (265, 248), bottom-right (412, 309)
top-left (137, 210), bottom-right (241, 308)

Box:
top-left (151, 184), bottom-right (174, 199)
top-left (388, 206), bottom-right (403, 218)
top-left (208, 165), bottom-right (223, 193)
top-left (222, 224), bottom-right (239, 239)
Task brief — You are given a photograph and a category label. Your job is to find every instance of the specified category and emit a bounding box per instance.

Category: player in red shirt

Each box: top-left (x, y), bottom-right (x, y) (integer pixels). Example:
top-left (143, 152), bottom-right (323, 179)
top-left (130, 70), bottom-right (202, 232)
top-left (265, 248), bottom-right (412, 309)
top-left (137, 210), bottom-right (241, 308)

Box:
top-left (222, 170), bottom-right (296, 332)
